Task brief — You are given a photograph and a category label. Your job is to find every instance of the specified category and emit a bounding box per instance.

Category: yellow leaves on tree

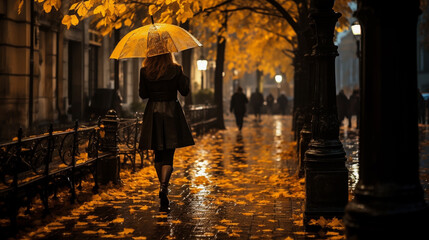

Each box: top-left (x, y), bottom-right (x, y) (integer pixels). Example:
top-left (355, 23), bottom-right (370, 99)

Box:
top-left (94, 5), bottom-right (107, 17)
top-left (37, 0), bottom-right (61, 13)
top-left (62, 14), bottom-right (79, 29)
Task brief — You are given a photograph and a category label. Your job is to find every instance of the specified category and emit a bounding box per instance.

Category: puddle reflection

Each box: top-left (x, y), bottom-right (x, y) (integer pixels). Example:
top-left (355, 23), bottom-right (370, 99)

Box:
top-left (232, 133), bottom-right (246, 164)
top-left (340, 128), bottom-right (360, 194)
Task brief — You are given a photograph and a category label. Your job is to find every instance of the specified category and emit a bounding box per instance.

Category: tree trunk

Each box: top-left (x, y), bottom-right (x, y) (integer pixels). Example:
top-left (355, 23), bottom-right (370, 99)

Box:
top-left (180, 21), bottom-right (193, 106)
top-left (214, 14), bottom-right (227, 130)
top-left (256, 69), bottom-right (263, 92)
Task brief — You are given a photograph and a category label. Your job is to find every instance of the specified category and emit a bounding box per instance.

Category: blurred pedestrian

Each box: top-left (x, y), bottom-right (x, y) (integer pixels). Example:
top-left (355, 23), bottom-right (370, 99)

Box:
top-left (349, 89), bottom-right (360, 128)
top-left (230, 86), bottom-right (249, 130)
top-left (250, 89), bottom-right (264, 121)
top-left (277, 93), bottom-right (288, 115)
top-left (266, 93), bottom-right (274, 115)
top-left (336, 89), bottom-right (351, 127)
top-left (139, 53), bottom-right (195, 212)
top-left (418, 89), bottom-right (426, 124)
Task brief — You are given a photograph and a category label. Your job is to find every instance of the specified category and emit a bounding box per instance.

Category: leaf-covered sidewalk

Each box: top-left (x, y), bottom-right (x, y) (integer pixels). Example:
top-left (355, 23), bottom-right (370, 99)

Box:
top-left (8, 115), bottom-right (346, 240)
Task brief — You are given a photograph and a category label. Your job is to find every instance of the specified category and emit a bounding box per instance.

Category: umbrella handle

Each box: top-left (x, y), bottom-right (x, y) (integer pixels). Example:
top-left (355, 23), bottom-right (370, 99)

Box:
top-left (151, 15), bottom-right (154, 24)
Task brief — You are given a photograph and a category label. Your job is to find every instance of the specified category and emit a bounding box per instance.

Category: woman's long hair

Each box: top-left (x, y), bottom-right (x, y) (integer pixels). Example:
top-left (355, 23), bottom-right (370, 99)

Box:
top-left (143, 53), bottom-right (179, 80)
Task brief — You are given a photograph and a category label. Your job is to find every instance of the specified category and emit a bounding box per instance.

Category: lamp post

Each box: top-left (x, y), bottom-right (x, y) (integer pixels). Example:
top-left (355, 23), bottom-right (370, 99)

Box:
top-left (197, 56), bottom-right (208, 90)
top-left (275, 74), bottom-right (283, 97)
top-left (351, 21), bottom-right (361, 58)
top-left (303, 0), bottom-right (348, 224)
top-left (351, 20), bottom-right (361, 129)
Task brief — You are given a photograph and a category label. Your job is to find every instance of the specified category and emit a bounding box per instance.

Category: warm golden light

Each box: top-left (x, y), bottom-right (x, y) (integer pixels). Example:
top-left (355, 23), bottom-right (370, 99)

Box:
top-left (275, 75), bottom-right (283, 84)
top-left (351, 21), bottom-right (361, 36)
top-left (197, 59), bottom-right (208, 71)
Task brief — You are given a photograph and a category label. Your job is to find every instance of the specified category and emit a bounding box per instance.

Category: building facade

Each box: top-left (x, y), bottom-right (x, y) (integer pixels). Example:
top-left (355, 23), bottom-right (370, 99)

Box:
top-left (0, 0), bottom-right (142, 141)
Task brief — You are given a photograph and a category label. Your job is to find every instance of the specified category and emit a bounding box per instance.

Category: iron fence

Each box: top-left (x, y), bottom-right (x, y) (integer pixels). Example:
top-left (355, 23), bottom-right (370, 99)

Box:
top-left (0, 104), bottom-right (217, 230)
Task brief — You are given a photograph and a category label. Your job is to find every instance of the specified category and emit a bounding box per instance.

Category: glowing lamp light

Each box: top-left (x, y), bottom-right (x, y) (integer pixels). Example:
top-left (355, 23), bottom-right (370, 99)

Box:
top-left (351, 21), bottom-right (361, 37)
top-left (275, 74), bottom-right (283, 84)
top-left (197, 57), bottom-right (208, 71)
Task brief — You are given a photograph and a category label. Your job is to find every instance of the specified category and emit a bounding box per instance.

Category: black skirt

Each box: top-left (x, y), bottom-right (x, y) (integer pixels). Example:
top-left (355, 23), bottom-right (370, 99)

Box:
top-left (139, 100), bottom-right (194, 150)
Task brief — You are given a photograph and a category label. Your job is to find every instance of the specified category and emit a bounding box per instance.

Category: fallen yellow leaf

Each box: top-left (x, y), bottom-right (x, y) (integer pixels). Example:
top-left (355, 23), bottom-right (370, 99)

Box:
top-left (119, 228), bottom-right (135, 235)
top-left (112, 218), bottom-right (124, 223)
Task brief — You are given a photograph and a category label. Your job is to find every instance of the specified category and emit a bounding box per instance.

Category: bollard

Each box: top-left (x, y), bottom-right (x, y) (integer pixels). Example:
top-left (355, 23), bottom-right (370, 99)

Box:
top-left (99, 109), bottom-right (121, 185)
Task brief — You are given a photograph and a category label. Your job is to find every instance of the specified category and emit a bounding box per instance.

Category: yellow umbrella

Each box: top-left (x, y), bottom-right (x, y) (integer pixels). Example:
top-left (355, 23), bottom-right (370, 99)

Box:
top-left (110, 22), bottom-right (202, 59)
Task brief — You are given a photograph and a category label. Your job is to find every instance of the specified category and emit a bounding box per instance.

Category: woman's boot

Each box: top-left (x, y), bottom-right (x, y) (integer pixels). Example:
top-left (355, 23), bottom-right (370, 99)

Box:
top-left (159, 164), bottom-right (173, 211)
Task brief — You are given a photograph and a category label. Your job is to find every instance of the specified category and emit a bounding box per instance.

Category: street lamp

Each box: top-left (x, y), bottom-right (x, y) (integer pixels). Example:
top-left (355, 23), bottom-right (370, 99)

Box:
top-left (351, 21), bottom-right (361, 58)
top-left (351, 20), bottom-right (362, 129)
top-left (275, 74), bottom-right (283, 96)
top-left (197, 55), bottom-right (208, 90)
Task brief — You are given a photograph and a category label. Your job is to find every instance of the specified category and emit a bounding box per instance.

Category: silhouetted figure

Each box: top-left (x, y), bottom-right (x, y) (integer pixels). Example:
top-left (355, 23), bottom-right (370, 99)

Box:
top-left (139, 53), bottom-right (195, 212)
top-left (349, 89), bottom-right (360, 128)
top-left (277, 94), bottom-right (288, 115)
top-left (418, 89), bottom-right (426, 124)
top-left (266, 93), bottom-right (274, 115)
top-left (336, 89), bottom-right (351, 127)
top-left (250, 89), bottom-right (264, 121)
top-left (230, 86), bottom-right (249, 130)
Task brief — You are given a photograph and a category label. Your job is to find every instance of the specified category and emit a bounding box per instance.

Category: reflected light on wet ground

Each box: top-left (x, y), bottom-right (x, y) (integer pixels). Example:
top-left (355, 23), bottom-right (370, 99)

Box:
top-left (274, 116), bottom-right (284, 161)
top-left (12, 115), bottom-right (307, 239)
top-left (341, 121), bottom-right (429, 202)
top-left (10, 115), bottom-right (428, 239)
top-left (339, 125), bottom-right (360, 197)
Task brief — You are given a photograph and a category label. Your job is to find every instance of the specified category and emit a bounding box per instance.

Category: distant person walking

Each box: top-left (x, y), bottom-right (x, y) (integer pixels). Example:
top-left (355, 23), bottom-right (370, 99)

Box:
top-left (230, 86), bottom-right (249, 130)
top-left (349, 89), bottom-right (360, 128)
top-left (336, 89), bottom-right (351, 127)
top-left (250, 89), bottom-right (264, 121)
top-left (277, 93), bottom-right (288, 115)
top-left (266, 93), bottom-right (274, 115)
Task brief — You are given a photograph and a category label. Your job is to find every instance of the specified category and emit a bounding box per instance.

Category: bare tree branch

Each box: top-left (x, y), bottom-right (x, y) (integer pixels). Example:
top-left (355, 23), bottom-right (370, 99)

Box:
top-left (264, 0), bottom-right (299, 33)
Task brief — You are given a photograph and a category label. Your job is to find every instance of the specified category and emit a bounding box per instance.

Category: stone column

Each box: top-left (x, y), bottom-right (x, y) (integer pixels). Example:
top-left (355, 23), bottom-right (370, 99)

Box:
top-left (344, 1), bottom-right (428, 238)
top-left (303, 0), bottom-right (348, 223)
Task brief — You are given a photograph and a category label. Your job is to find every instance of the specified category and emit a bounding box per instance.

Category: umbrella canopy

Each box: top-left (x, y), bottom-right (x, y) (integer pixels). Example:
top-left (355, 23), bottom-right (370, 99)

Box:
top-left (110, 23), bottom-right (202, 59)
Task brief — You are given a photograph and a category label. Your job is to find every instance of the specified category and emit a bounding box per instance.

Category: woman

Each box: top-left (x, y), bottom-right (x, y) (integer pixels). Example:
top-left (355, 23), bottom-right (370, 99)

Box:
top-left (139, 53), bottom-right (195, 211)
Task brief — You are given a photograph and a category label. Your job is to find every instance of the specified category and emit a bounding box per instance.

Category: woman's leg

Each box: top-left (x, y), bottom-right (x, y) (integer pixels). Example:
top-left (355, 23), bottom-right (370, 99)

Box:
top-left (154, 149), bottom-right (175, 210)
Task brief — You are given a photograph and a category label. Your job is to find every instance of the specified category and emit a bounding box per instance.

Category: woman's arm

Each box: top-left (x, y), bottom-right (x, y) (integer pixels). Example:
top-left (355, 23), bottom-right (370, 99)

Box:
top-left (178, 66), bottom-right (190, 96)
top-left (139, 68), bottom-right (149, 99)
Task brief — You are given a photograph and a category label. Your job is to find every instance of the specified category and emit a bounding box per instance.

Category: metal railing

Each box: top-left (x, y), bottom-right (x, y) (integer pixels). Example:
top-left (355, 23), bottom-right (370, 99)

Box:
top-left (0, 105), bottom-right (218, 230)
top-left (185, 104), bottom-right (218, 134)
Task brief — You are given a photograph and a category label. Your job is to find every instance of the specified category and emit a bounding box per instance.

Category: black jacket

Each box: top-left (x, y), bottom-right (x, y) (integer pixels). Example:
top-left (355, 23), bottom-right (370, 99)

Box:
top-left (139, 64), bottom-right (195, 150)
top-left (230, 92), bottom-right (248, 116)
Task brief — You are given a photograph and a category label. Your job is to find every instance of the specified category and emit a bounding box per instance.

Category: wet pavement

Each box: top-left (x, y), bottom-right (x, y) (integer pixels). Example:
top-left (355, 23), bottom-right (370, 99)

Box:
top-left (3, 115), bottom-right (429, 240)
top-left (9, 115), bottom-right (313, 240)
top-left (340, 118), bottom-right (429, 202)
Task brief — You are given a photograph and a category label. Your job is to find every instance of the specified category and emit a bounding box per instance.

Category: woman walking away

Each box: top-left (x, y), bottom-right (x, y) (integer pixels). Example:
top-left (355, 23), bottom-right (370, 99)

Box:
top-left (139, 53), bottom-right (195, 212)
